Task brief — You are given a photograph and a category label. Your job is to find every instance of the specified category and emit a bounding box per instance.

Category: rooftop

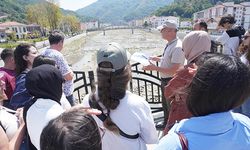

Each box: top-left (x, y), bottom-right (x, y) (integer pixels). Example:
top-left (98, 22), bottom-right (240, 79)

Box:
top-left (0, 21), bottom-right (26, 27)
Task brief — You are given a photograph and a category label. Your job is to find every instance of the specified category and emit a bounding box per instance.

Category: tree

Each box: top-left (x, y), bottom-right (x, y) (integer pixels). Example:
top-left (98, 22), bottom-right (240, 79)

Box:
top-left (26, 3), bottom-right (48, 28)
top-left (26, 0), bottom-right (62, 30)
top-left (60, 15), bottom-right (80, 34)
top-left (45, 0), bottom-right (62, 30)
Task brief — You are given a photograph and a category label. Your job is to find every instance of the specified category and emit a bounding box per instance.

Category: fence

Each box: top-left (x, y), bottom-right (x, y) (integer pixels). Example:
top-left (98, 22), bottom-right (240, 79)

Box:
top-left (73, 61), bottom-right (163, 123)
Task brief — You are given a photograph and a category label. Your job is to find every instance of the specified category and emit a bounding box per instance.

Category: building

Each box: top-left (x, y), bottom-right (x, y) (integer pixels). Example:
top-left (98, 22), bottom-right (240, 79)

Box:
top-left (80, 21), bottom-right (99, 30)
top-left (26, 24), bottom-right (44, 37)
top-left (128, 19), bottom-right (144, 27)
top-left (180, 21), bottom-right (192, 28)
top-left (143, 16), bottom-right (180, 28)
top-left (0, 27), bottom-right (6, 42)
top-left (0, 21), bottom-right (27, 39)
top-left (193, 2), bottom-right (250, 30)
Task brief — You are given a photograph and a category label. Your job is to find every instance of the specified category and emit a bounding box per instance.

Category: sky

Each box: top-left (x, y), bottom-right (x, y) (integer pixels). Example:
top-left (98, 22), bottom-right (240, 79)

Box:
top-left (59, 0), bottom-right (97, 11)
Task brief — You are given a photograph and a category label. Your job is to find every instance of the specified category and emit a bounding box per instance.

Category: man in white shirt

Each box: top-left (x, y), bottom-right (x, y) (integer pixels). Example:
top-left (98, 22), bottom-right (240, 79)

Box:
top-left (143, 20), bottom-right (185, 129)
top-left (42, 30), bottom-right (75, 106)
top-left (216, 15), bottom-right (245, 56)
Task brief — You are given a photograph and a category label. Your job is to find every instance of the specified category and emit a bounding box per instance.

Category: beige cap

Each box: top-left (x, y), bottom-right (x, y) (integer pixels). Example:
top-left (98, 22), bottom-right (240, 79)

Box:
top-left (157, 20), bottom-right (178, 31)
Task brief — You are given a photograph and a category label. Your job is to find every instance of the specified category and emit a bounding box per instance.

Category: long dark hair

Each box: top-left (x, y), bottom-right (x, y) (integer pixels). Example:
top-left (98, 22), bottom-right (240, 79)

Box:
top-left (14, 43), bottom-right (35, 76)
top-left (187, 54), bottom-right (250, 116)
top-left (91, 62), bottom-right (131, 133)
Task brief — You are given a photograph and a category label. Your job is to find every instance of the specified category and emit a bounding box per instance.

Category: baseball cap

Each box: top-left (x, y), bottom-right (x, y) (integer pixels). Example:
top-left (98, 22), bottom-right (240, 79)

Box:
top-left (97, 42), bottom-right (130, 72)
top-left (157, 20), bottom-right (178, 31)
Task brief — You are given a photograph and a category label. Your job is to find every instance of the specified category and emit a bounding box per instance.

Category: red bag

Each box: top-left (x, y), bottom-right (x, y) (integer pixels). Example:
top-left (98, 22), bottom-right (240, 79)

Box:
top-left (163, 64), bottom-right (196, 134)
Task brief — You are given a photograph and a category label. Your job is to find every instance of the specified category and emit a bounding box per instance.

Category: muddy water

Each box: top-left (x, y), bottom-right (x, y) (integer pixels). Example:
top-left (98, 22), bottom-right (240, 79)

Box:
top-left (62, 29), bottom-right (186, 72)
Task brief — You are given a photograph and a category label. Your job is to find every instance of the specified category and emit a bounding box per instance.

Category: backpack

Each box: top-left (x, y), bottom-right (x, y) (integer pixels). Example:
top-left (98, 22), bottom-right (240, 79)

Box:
top-left (226, 26), bottom-right (245, 44)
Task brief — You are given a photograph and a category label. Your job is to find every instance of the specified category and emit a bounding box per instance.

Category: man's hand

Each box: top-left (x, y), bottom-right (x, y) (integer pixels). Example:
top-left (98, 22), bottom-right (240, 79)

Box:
top-left (142, 63), bottom-right (157, 71)
top-left (149, 56), bottom-right (161, 62)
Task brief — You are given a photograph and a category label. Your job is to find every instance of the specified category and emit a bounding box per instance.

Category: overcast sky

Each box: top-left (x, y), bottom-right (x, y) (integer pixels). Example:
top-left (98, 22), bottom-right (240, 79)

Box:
top-left (59, 0), bottom-right (97, 11)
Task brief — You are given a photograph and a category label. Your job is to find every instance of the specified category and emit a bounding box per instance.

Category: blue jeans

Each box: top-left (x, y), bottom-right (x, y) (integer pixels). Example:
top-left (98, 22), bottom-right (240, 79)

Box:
top-left (66, 94), bottom-right (75, 106)
top-left (233, 96), bottom-right (250, 118)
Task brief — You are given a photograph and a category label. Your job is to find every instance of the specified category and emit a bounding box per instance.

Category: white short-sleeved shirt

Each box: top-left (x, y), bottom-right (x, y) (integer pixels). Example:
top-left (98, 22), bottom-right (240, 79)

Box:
top-left (42, 49), bottom-right (74, 96)
top-left (82, 91), bottom-right (159, 150)
top-left (216, 31), bottom-right (239, 56)
top-left (26, 99), bottom-right (64, 150)
top-left (160, 38), bottom-right (185, 78)
top-left (0, 108), bottom-right (18, 140)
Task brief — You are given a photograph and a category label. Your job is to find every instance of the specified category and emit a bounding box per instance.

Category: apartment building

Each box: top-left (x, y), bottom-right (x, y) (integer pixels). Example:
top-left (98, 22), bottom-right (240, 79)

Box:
top-left (193, 2), bottom-right (250, 30)
top-left (143, 16), bottom-right (180, 28)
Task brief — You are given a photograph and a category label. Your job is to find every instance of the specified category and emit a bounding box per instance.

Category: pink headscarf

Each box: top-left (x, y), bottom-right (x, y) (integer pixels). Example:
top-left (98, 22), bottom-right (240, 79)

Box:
top-left (182, 31), bottom-right (211, 64)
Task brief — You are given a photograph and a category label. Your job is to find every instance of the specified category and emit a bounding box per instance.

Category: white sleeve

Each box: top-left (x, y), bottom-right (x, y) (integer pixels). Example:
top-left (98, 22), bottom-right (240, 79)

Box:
top-left (216, 31), bottom-right (230, 45)
top-left (0, 110), bottom-right (18, 140)
top-left (139, 101), bottom-right (159, 144)
top-left (60, 93), bottom-right (71, 110)
top-left (82, 94), bottom-right (91, 107)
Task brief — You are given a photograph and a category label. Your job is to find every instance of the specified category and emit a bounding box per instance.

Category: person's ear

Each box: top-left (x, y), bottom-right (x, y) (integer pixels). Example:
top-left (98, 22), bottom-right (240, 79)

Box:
top-left (23, 55), bottom-right (28, 61)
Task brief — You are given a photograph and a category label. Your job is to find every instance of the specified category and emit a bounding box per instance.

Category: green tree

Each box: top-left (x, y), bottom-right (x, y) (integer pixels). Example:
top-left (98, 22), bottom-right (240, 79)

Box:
top-left (60, 15), bottom-right (80, 34)
top-left (26, 0), bottom-right (62, 30)
top-left (45, 0), bottom-right (62, 30)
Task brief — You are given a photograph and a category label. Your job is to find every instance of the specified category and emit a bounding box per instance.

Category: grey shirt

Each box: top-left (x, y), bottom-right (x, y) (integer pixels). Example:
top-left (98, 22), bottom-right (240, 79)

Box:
top-left (160, 38), bottom-right (185, 78)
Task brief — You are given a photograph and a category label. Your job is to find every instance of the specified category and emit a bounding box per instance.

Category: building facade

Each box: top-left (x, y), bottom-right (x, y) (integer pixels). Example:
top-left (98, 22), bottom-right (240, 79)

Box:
top-left (0, 21), bottom-right (28, 39)
top-left (193, 2), bottom-right (250, 30)
top-left (143, 16), bottom-right (180, 28)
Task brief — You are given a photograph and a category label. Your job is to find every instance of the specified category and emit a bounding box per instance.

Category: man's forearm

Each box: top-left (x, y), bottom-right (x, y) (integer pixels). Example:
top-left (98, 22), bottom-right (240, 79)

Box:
top-left (155, 64), bottom-right (181, 76)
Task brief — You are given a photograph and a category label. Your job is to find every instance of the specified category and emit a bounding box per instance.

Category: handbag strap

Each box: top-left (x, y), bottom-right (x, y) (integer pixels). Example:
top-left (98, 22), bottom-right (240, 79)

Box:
top-left (89, 97), bottom-right (139, 139)
top-left (176, 132), bottom-right (188, 150)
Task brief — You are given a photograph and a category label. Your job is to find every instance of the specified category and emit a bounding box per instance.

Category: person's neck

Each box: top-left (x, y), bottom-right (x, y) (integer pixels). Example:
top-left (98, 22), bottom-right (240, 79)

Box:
top-left (27, 65), bottom-right (32, 71)
top-left (50, 45), bottom-right (60, 51)
top-left (3, 63), bottom-right (14, 70)
top-left (167, 37), bottom-right (176, 43)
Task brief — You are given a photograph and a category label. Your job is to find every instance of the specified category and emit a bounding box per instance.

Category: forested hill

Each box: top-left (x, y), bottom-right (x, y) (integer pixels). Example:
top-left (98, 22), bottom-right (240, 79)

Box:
top-left (76, 0), bottom-right (173, 24)
top-left (0, 0), bottom-right (81, 23)
top-left (155, 0), bottom-right (250, 18)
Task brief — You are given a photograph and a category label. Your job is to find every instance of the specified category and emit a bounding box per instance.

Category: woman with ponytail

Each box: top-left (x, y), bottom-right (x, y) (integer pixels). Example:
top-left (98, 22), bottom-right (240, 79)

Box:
top-left (82, 42), bottom-right (158, 150)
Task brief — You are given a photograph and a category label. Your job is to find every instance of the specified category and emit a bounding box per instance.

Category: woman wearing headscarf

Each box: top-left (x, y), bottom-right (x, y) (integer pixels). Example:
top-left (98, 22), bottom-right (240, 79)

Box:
top-left (163, 31), bottom-right (211, 134)
top-left (25, 64), bottom-right (64, 150)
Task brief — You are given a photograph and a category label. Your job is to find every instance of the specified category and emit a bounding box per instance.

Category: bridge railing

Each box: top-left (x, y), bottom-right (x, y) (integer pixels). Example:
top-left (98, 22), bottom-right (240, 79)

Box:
top-left (73, 61), bottom-right (163, 122)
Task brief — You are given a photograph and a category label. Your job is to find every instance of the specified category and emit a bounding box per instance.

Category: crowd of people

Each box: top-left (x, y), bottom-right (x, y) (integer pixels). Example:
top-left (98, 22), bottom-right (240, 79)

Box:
top-left (0, 14), bottom-right (250, 150)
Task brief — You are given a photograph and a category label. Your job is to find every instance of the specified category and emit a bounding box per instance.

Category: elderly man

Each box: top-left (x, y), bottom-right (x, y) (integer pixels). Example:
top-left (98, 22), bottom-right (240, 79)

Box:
top-left (143, 20), bottom-right (185, 129)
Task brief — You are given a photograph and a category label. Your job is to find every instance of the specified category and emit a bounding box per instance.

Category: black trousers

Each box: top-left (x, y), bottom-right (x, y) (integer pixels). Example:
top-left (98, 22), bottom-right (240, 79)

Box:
top-left (161, 77), bottom-right (172, 125)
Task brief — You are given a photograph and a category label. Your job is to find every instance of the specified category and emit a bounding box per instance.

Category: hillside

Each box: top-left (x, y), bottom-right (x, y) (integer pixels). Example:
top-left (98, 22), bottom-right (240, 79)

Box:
top-left (0, 0), bottom-right (82, 23)
top-left (155, 0), bottom-right (250, 18)
top-left (76, 0), bottom-right (173, 23)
